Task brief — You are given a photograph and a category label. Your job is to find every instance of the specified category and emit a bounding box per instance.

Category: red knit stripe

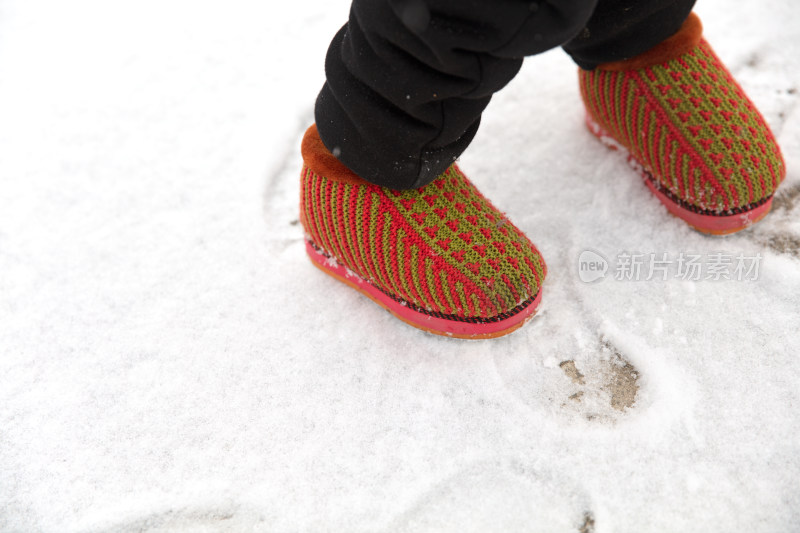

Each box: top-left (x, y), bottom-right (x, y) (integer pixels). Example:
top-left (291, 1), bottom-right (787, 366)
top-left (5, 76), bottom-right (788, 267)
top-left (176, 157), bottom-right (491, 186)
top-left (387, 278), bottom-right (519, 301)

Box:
top-left (664, 138), bottom-right (677, 193)
top-left (655, 123), bottom-right (670, 189)
top-left (415, 254), bottom-right (441, 314)
top-left (408, 245), bottom-right (434, 311)
top-left (618, 76), bottom-right (634, 148)
top-left (303, 170), bottom-right (318, 238)
top-left (446, 273), bottom-right (466, 315)
top-left (637, 92), bottom-right (653, 170)
top-left (727, 181), bottom-right (740, 207)
top-left (321, 180), bottom-right (341, 261)
top-left (347, 185), bottom-right (370, 278)
top-left (765, 158), bottom-right (779, 190)
top-left (432, 258), bottom-right (454, 314)
top-left (375, 205), bottom-right (404, 302)
top-left (311, 172), bottom-right (329, 251)
top-left (301, 168), bottom-right (315, 236)
top-left (519, 272), bottom-right (531, 296)
top-left (596, 71), bottom-right (611, 133)
top-left (648, 119), bottom-right (665, 184)
top-left (361, 189), bottom-right (380, 285)
top-left (502, 274), bottom-right (520, 304)
top-left (402, 233), bottom-right (425, 307)
top-left (610, 72), bottom-right (624, 142)
top-left (472, 292), bottom-right (490, 320)
top-left (393, 230), bottom-right (417, 305)
top-left (605, 72), bottom-right (624, 142)
top-left (337, 183), bottom-right (366, 276)
top-left (679, 152), bottom-right (691, 201)
top-left (739, 168), bottom-right (756, 203)
top-left (386, 209), bottom-right (410, 304)
top-left (524, 256), bottom-right (541, 288)
top-left (629, 79), bottom-right (646, 163)
top-left (332, 183), bottom-right (361, 276)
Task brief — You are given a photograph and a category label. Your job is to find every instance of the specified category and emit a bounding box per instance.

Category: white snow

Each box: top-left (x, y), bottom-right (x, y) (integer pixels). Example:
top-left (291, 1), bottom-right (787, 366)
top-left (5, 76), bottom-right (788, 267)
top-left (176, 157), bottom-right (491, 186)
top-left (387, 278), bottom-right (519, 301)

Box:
top-left (1, 1), bottom-right (799, 532)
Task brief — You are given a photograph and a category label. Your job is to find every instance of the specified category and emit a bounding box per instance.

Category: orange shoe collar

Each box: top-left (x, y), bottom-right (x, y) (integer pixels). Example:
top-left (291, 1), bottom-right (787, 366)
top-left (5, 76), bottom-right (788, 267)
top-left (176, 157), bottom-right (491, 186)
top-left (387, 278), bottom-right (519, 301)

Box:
top-left (301, 124), bottom-right (370, 186)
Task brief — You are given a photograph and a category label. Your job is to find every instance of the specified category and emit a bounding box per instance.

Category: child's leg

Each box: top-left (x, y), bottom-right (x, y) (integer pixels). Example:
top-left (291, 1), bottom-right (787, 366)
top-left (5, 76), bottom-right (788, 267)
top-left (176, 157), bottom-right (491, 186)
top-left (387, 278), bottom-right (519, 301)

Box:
top-left (314, 0), bottom-right (597, 190)
top-left (563, 0), bottom-right (696, 69)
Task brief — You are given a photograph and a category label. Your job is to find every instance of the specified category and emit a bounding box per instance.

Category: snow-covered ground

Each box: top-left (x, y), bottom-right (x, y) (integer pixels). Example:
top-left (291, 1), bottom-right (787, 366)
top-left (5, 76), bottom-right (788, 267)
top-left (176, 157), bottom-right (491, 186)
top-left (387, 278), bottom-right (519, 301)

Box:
top-left (1, 1), bottom-right (799, 531)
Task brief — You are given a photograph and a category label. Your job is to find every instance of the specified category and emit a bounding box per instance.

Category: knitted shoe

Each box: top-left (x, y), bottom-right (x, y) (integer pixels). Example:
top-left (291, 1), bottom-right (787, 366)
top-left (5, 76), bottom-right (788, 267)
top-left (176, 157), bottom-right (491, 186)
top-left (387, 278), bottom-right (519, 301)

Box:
top-left (580, 13), bottom-right (786, 235)
top-left (299, 125), bottom-right (546, 339)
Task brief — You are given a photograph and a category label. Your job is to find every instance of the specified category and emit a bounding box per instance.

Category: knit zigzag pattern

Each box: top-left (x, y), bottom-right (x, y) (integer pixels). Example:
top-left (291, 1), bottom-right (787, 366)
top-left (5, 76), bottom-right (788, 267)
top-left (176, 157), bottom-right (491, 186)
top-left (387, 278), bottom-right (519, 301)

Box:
top-left (580, 39), bottom-right (786, 217)
top-left (300, 157), bottom-right (546, 328)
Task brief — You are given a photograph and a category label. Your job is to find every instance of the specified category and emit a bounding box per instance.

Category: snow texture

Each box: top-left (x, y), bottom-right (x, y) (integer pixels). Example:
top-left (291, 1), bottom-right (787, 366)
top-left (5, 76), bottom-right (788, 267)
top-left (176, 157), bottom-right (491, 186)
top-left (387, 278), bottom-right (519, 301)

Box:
top-left (1, 1), bottom-right (799, 532)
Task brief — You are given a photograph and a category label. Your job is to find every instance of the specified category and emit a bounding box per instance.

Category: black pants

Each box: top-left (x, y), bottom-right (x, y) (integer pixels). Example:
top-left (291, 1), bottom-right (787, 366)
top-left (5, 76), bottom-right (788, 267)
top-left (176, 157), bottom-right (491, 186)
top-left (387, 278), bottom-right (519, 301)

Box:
top-left (315, 0), bottom-right (696, 190)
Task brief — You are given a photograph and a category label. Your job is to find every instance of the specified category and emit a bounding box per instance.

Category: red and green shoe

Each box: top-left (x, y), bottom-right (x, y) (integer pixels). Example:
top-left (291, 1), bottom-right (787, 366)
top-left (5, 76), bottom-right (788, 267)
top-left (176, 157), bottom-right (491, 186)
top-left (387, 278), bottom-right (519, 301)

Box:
top-left (299, 125), bottom-right (546, 339)
top-left (580, 13), bottom-right (786, 235)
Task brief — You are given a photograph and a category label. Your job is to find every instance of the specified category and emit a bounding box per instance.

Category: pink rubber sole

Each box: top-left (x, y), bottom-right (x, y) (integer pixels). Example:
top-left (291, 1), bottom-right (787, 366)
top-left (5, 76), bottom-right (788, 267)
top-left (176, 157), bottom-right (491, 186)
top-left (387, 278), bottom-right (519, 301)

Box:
top-left (586, 114), bottom-right (773, 235)
top-left (305, 240), bottom-right (542, 339)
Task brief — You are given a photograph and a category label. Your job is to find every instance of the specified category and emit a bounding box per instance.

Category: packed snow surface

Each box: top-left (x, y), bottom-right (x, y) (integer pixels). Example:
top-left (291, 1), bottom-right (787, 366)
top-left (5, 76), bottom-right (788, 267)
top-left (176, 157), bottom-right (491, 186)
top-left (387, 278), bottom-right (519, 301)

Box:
top-left (1, 1), bottom-right (799, 532)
